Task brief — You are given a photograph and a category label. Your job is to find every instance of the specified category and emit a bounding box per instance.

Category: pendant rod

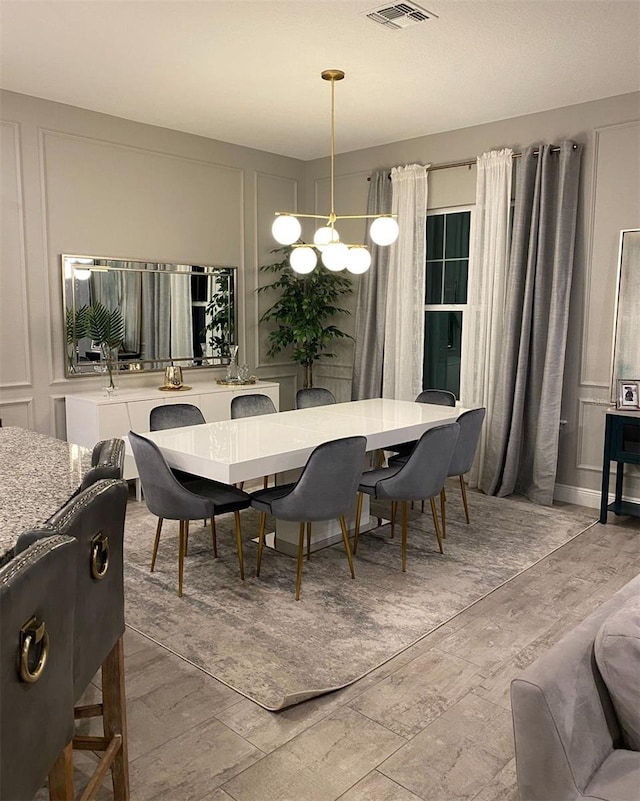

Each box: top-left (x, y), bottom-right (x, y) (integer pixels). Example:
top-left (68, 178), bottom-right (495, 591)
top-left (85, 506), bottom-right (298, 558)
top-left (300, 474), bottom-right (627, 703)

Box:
top-left (330, 76), bottom-right (336, 221)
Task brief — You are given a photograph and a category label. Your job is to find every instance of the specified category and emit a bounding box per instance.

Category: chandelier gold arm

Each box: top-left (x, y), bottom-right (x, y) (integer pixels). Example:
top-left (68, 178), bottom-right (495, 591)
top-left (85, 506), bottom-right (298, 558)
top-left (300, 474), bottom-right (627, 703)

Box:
top-left (273, 211), bottom-right (398, 221)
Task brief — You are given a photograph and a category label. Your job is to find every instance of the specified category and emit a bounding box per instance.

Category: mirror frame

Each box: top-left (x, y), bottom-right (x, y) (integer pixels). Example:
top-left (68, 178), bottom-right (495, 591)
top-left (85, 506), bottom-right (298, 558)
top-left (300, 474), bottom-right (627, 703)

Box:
top-left (610, 229), bottom-right (640, 402)
top-left (62, 254), bottom-right (238, 378)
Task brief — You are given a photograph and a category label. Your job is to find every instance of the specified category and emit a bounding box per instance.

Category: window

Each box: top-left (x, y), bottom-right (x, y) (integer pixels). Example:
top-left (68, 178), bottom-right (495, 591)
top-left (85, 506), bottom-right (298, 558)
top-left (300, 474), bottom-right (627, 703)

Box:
top-left (423, 208), bottom-right (472, 399)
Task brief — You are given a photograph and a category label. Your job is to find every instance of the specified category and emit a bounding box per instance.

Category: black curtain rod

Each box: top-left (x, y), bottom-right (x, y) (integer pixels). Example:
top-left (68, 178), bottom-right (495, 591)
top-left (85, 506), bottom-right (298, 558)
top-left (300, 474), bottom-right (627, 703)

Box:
top-left (368, 144), bottom-right (578, 179)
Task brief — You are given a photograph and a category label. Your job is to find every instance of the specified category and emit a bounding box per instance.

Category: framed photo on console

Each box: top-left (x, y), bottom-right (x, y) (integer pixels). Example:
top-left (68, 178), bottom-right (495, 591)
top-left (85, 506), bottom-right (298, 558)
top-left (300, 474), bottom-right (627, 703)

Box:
top-left (617, 379), bottom-right (640, 410)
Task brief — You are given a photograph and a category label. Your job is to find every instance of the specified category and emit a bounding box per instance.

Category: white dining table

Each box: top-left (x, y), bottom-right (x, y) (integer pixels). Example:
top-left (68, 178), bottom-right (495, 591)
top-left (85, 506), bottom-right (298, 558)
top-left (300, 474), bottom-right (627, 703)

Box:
top-left (139, 398), bottom-right (468, 554)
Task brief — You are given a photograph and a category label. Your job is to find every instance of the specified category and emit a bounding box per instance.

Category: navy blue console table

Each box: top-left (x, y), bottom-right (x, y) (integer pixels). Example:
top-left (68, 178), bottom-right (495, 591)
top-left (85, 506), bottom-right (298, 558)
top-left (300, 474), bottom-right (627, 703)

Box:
top-left (600, 409), bottom-right (640, 523)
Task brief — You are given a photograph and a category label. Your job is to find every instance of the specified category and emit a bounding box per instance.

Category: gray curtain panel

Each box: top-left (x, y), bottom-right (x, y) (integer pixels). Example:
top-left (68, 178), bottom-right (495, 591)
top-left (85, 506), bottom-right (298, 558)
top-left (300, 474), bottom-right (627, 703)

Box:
top-left (351, 168), bottom-right (393, 400)
top-left (481, 141), bottom-right (582, 505)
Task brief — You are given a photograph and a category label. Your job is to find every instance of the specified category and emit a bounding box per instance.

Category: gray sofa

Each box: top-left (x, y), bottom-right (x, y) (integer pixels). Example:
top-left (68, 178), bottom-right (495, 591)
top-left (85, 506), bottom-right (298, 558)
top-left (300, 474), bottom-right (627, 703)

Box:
top-left (511, 574), bottom-right (640, 801)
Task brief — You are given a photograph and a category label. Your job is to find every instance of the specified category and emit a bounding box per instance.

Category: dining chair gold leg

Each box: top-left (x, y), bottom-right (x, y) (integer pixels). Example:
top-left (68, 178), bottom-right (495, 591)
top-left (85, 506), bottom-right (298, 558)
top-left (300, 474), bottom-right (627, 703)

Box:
top-left (150, 517), bottom-right (163, 572)
top-left (210, 516), bottom-right (218, 557)
top-left (184, 521), bottom-right (189, 556)
top-left (443, 487), bottom-right (447, 502)
top-left (339, 516), bottom-right (355, 579)
top-left (429, 497), bottom-right (444, 554)
top-left (460, 474), bottom-right (470, 524)
top-left (440, 488), bottom-right (447, 539)
top-left (401, 501), bottom-right (408, 573)
top-left (391, 500), bottom-right (397, 538)
top-left (263, 475), bottom-right (268, 489)
top-left (234, 510), bottom-right (245, 580)
top-left (295, 522), bottom-right (305, 601)
top-left (306, 522), bottom-right (312, 560)
top-left (353, 492), bottom-right (364, 554)
top-left (421, 500), bottom-right (425, 513)
top-left (178, 520), bottom-right (186, 597)
top-left (256, 512), bottom-right (266, 577)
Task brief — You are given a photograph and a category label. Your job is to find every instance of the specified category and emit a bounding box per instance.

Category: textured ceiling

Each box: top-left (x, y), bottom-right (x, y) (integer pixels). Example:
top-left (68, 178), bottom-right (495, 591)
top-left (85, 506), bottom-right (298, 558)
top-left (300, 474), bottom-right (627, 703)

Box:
top-left (1, 0), bottom-right (639, 160)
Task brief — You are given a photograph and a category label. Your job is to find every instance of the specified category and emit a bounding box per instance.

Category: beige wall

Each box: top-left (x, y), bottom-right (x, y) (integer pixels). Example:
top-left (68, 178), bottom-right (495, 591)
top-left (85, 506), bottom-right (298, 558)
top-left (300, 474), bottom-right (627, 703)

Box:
top-left (1, 89), bottom-right (638, 503)
top-left (0, 90), bottom-right (306, 432)
top-left (304, 92), bottom-right (640, 503)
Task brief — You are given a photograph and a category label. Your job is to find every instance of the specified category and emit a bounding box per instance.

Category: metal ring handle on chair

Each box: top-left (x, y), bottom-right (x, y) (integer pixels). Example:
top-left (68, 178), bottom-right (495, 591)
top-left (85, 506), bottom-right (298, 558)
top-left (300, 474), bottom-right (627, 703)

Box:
top-left (90, 533), bottom-right (109, 580)
top-left (19, 620), bottom-right (49, 683)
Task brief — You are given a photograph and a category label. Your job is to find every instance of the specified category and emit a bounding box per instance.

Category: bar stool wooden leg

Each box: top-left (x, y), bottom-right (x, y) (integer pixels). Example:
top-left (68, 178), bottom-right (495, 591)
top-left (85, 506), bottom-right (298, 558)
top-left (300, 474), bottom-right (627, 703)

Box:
top-left (102, 637), bottom-right (129, 801)
top-left (48, 741), bottom-right (74, 801)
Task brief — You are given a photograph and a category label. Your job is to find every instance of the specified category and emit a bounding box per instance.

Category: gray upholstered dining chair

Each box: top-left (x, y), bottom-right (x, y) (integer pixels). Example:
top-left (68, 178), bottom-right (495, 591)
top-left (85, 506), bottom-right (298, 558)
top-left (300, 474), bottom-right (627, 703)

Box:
top-left (150, 402), bottom-right (207, 485)
top-left (441, 407), bottom-right (486, 537)
top-left (230, 393), bottom-right (277, 419)
top-left (79, 437), bottom-right (125, 490)
top-left (16, 478), bottom-right (130, 800)
top-left (389, 407), bottom-right (487, 538)
top-left (355, 423), bottom-right (460, 571)
top-left (250, 436), bottom-right (366, 600)
top-left (230, 393), bottom-right (277, 489)
top-left (387, 388), bottom-right (456, 460)
top-left (295, 387), bottom-right (336, 409)
top-left (129, 430), bottom-right (250, 596)
top-left (150, 402), bottom-right (205, 430)
top-left (0, 535), bottom-right (77, 801)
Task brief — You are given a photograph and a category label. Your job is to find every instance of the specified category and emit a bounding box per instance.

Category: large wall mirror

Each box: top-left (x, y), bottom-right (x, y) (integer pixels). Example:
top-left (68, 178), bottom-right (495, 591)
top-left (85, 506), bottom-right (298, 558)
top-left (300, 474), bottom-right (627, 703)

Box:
top-left (62, 255), bottom-right (237, 377)
top-left (610, 229), bottom-right (640, 400)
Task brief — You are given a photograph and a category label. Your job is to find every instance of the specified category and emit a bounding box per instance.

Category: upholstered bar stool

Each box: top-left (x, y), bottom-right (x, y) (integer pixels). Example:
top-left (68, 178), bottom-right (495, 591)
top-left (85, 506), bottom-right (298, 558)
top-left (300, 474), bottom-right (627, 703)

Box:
top-left (250, 436), bottom-right (366, 600)
top-left (79, 437), bottom-right (125, 491)
top-left (17, 478), bottom-right (130, 801)
top-left (355, 423), bottom-right (459, 571)
top-left (0, 535), bottom-right (77, 801)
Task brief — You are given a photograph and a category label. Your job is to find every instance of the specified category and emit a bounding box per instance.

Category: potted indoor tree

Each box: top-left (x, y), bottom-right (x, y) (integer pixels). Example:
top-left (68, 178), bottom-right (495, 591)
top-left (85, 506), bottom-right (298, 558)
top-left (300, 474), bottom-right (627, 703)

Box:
top-left (258, 246), bottom-right (352, 388)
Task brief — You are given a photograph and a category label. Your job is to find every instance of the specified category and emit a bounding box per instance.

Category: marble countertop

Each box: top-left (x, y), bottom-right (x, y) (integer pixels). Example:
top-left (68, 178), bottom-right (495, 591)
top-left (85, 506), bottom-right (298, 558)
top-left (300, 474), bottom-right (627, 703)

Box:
top-left (0, 427), bottom-right (91, 555)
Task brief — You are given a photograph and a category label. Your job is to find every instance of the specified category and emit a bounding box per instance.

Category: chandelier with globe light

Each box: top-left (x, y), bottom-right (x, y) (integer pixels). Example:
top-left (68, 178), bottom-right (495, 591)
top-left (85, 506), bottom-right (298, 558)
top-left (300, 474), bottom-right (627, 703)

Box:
top-left (271, 69), bottom-right (399, 275)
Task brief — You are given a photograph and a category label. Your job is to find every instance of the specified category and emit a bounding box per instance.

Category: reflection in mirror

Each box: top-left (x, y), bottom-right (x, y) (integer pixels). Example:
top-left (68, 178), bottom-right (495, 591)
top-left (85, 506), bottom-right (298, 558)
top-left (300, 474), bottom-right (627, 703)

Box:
top-left (62, 255), bottom-right (237, 377)
top-left (610, 229), bottom-right (640, 401)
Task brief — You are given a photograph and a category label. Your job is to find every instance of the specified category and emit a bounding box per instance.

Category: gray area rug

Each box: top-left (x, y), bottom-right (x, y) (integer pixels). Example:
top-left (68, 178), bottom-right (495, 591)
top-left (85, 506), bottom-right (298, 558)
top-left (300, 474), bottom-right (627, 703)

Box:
top-left (123, 486), bottom-right (594, 710)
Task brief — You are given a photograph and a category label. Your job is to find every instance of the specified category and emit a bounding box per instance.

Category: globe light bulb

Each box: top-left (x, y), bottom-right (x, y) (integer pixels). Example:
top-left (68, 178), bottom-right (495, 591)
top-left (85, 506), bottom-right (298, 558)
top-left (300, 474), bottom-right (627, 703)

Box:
top-left (321, 241), bottom-right (349, 271)
top-left (290, 246), bottom-right (317, 274)
top-left (313, 226), bottom-right (340, 251)
top-left (346, 247), bottom-right (372, 274)
top-left (369, 216), bottom-right (399, 246)
top-left (272, 214), bottom-right (302, 245)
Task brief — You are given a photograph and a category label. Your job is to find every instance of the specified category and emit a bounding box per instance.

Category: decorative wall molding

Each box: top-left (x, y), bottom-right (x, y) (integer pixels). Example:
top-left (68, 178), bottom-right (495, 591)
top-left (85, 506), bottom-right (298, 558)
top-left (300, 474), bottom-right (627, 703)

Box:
top-left (254, 171), bottom-right (298, 370)
top-left (0, 396), bottom-right (34, 429)
top-left (576, 397), bottom-right (611, 472)
top-left (580, 119), bottom-right (640, 388)
top-left (1, 120), bottom-right (32, 388)
top-left (39, 126), bottom-right (245, 386)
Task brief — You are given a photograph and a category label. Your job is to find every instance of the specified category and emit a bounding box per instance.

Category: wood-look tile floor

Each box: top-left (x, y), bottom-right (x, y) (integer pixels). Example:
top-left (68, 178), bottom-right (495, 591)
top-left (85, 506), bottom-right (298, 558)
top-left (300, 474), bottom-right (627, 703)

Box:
top-left (41, 507), bottom-right (640, 801)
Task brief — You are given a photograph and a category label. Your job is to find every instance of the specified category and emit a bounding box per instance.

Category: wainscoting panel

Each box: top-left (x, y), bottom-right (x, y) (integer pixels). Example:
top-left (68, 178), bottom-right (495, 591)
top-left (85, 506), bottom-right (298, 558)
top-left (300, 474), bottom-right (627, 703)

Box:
top-left (254, 172), bottom-right (298, 370)
top-left (580, 120), bottom-right (640, 388)
top-left (0, 121), bottom-right (31, 388)
top-left (0, 397), bottom-right (33, 429)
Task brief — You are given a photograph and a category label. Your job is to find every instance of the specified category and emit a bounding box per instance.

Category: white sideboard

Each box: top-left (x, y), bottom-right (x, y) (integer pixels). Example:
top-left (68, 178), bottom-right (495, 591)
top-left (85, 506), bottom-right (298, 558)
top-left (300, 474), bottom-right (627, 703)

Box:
top-left (65, 380), bottom-right (280, 482)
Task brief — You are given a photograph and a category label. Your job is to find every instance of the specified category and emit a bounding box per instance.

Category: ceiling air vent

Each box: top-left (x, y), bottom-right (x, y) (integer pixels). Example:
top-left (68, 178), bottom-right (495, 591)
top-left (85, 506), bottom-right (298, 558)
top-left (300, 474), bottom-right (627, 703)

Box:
top-left (363, 2), bottom-right (438, 30)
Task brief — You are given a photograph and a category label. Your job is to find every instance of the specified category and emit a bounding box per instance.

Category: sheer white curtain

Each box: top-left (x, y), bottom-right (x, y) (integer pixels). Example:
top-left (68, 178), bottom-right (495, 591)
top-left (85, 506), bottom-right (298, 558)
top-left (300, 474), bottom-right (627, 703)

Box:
top-left (461, 148), bottom-right (513, 488)
top-left (382, 164), bottom-right (429, 400)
